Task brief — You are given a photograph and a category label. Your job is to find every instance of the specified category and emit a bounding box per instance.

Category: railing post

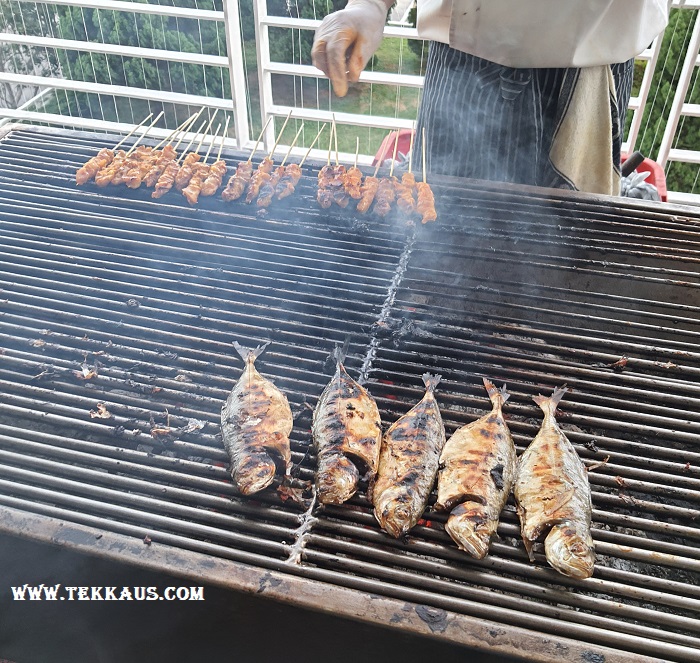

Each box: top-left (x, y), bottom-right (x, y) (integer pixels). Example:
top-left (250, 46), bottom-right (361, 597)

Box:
top-left (222, 0), bottom-right (250, 149)
top-left (252, 0), bottom-right (275, 151)
top-left (657, 9), bottom-right (700, 167)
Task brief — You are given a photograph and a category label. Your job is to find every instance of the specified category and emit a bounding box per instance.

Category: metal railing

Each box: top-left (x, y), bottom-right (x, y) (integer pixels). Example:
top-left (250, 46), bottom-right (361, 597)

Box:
top-left (1, 0), bottom-right (700, 198)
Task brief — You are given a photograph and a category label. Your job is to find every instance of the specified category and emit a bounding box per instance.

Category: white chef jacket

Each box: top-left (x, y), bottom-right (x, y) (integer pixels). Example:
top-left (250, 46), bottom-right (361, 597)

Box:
top-left (417, 0), bottom-right (671, 68)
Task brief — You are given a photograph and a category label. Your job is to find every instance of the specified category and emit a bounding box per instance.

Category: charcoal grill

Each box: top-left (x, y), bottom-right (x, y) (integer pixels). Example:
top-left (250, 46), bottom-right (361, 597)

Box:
top-left (0, 125), bottom-right (699, 663)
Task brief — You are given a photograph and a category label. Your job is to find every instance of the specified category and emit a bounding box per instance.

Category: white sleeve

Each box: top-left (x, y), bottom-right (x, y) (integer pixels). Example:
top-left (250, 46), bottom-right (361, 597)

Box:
top-left (417, 0), bottom-right (671, 68)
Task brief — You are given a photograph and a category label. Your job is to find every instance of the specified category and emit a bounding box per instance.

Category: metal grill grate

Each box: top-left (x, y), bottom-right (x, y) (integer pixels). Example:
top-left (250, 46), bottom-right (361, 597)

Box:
top-left (1, 126), bottom-right (699, 663)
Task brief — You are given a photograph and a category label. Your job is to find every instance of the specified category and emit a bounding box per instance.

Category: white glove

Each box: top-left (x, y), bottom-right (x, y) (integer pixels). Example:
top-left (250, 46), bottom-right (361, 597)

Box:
top-left (311, 0), bottom-right (390, 97)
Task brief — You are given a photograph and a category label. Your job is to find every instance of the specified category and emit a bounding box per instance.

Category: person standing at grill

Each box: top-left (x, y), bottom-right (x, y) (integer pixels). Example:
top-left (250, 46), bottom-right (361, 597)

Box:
top-left (311, 1), bottom-right (670, 195)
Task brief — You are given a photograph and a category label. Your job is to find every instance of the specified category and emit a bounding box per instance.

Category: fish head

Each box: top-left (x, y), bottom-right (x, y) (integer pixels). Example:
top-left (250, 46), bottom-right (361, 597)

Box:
top-left (234, 452), bottom-right (277, 495)
top-left (544, 523), bottom-right (595, 579)
top-left (444, 503), bottom-right (490, 559)
top-left (373, 489), bottom-right (415, 539)
top-left (316, 453), bottom-right (359, 505)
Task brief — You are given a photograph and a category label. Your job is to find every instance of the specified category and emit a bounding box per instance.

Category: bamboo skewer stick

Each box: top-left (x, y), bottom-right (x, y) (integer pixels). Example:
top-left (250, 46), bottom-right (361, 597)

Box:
top-left (113, 112), bottom-right (153, 150)
top-left (124, 110), bottom-right (164, 156)
top-left (422, 126), bottom-right (427, 183)
top-left (280, 123), bottom-right (304, 167)
top-left (202, 123), bottom-right (222, 164)
top-left (215, 116), bottom-right (231, 162)
top-left (177, 119), bottom-right (207, 164)
top-left (153, 111), bottom-right (200, 151)
top-left (299, 124), bottom-right (326, 167)
top-left (327, 121), bottom-right (333, 166)
top-left (389, 130), bottom-right (400, 178)
top-left (408, 123), bottom-right (415, 174)
top-left (248, 115), bottom-right (273, 162)
top-left (267, 110), bottom-right (293, 159)
top-left (332, 113), bottom-right (339, 166)
top-left (373, 133), bottom-right (390, 177)
top-left (195, 110), bottom-right (219, 155)
top-left (354, 136), bottom-right (359, 169)
top-left (172, 113), bottom-right (202, 153)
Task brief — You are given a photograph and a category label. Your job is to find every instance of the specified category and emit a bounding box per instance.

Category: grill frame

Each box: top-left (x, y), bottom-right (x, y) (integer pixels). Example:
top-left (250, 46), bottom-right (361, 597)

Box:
top-left (1, 124), bottom-right (699, 663)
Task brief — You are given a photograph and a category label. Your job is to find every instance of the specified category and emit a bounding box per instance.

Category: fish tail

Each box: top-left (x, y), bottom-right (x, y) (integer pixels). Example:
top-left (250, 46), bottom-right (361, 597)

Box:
top-left (533, 385), bottom-right (568, 416)
top-left (233, 340), bottom-right (270, 363)
top-left (483, 378), bottom-right (510, 408)
top-left (422, 372), bottom-right (442, 392)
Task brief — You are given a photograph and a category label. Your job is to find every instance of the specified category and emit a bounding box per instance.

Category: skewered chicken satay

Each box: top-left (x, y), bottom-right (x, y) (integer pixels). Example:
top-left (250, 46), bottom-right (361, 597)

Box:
top-left (112, 146), bottom-right (153, 187)
top-left (152, 118), bottom-right (207, 199)
top-left (356, 175), bottom-right (379, 214)
top-left (94, 149), bottom-right (127, 187)
top-left (343, 137), bottom-right (363, 200)
top-left (221, 116), bottom-right (272, 203)
top-left (200, 117), bottom-right (230, 198)
top-left (175, 112), bottom-right (218, 192)
top-left (182, 121), bottom-right (222, 205)
top-left (76, 148), bottom-right (114, 186)
top-left (76, 113), bottom-right (154, 186)
top-left (124, 147), bottom-right (160, 189)
top-left (143, 112), bottom-right (202, 189)
top-left (222, 161), bottom-right (254, 202)
top-left (257, 123), bottom-right (304, 207)
top-left (417, 127), bottom-right (438, 223)
top-left (317, 164), bottom-right (334, 209)
top-left (276, 125), bottom-right (325, 201)
top-left (396, 171), bottom-right (417, 216)
top-left (245, 111), bottom-right (293, 204)
top-left (416, 182), bottom-right (437, 223)
top-left (331, 165), bottom-right (350, 208)
top-left (372, 175), bottom-right (396, 217)
top-left (245, 157), bottom-right (274, 204)
top-left (372, 134), bottom-right (401, 217)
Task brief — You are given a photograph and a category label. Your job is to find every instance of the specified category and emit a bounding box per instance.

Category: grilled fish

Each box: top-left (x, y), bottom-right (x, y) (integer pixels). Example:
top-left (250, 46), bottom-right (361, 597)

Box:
top-left (372, 373), bottom-right (445, 538)
top-left (312, 348), bottom-right (382, 505)
top-left (436, 378), bottom-right (516, 559)
top-left (220, 342), bottom-right (293, 495)
top-left (514, 386), bottom-right (595, 579)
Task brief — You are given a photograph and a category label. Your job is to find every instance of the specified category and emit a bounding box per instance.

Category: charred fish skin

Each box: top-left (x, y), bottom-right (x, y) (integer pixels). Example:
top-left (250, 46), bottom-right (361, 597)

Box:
top-left (372, 373), bottom-right (445, 539)
top-left (312, 351), bottom-right (382, 505)
top-left (220, 342), bottom-right (293, 496)
top-left (436, 378), bottom-right (516, 559)
top-left (514, 386), bottom-right (595, 580)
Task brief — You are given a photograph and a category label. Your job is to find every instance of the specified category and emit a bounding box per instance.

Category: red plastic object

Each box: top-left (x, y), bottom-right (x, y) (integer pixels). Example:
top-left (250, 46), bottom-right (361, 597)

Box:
top-left (621, 154), bottom-right (667, 202)
top-left (372, 129), bottom-right (415, 166)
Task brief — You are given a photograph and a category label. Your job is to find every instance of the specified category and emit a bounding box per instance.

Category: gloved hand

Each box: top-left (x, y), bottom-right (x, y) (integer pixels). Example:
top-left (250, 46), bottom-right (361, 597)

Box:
top-left (311, 0), bottom-right (391, 97)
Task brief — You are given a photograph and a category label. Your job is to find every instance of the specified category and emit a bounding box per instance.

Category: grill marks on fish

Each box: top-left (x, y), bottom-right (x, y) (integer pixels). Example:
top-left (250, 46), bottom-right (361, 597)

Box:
top-left (312, 351), bottom-right (382, 505)
top-left (514, 386), bottom-right (595, 580)
top-left (372, 373), bottom-right (445, 538)
top-left (220, 342), bottom-right (293, 495)
top-left (436, 379), bottom-right (516, 559)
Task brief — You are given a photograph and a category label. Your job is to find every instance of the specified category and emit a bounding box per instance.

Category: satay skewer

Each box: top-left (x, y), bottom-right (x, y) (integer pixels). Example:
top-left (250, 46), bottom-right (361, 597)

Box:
top-left (396, 125), bottom-right (417, 220)
top-left (372, 131), bottom-right (400, 217)
top-left (76, 112), bottom-right (153, 185)
top-left (343, 136), bottom-right (363, 201)
top-left (152, 117), bottom-right (207, 199)
top-left (183, 121), bottom-right (222, 205)
top-left (258, 122), bottom-right (304, 207)
top-left (95, 111), bottom-right (164, 187)
top-left (201, 115), bottom-right (231, 198)
top-left (416, 127), bottom-right (437, 223)
top-left (356, 132), bottom-right (389, 214)
top-left (317, 120), bottom-right (335, 209)
top-left (143, 111), bottom-right (201, 189)
top-left (274, 123), bottom-right (326, 202)
top-left (245, 110), bottom-right (292, 204)
top-left (221, 115), bottom-right (273, 202)
top-left (175, 111), bottom-right (218, 192)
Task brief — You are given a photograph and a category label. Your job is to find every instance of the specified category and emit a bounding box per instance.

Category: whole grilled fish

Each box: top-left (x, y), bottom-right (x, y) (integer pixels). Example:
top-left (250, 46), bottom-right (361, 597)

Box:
top-left (514, 386), bottom-right (595, 579)
top-left (312, 349), bottom-right (382, 504)
top-left (372, 373), bottom-right (445, 538)
top-left (220, 342), bottom-right (293, 495)
top-left (436, 378), bottom-right (516, 559)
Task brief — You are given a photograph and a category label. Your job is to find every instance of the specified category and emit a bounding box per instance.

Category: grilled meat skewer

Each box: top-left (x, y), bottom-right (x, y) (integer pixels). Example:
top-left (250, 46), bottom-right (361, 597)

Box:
top-left (222, 161), bottom-right (254, 201)
top-left (76, 148), bottom-right (114, 186)
top-left (416, 181), bottom-right (437, 223)
top-left (356, 175), bottom-right (379, 214)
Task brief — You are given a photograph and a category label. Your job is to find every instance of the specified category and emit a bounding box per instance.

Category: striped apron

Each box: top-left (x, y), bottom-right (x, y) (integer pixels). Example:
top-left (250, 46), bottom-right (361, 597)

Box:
top-left (414, 42), bottom-right (634, 189)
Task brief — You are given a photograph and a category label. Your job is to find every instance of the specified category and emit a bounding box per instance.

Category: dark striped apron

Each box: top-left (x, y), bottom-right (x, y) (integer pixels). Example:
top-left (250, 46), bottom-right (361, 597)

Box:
top-left (414, 41), bottom-right (634, 189)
